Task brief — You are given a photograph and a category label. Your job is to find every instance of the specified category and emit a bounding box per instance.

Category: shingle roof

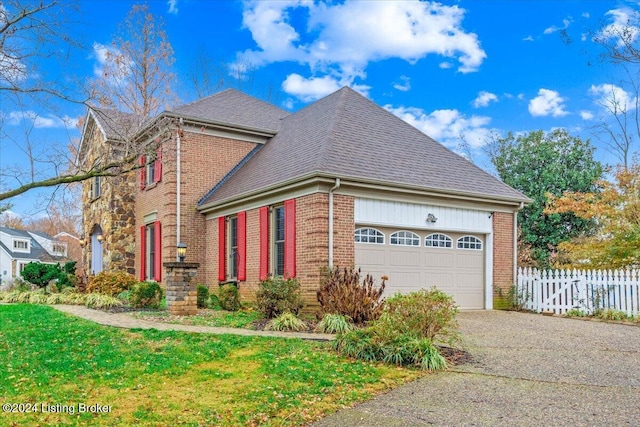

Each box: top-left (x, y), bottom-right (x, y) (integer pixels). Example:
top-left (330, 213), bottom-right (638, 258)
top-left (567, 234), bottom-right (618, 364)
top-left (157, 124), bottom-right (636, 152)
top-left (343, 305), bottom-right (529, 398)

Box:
top-left (0, 227), bottom-right (65, 262)
top-left (198, 87), bottom-right (529, 208)
top-left (169, 89), bottom-right (289, 133)
top-left (91, 108), bottom-right (143, 141)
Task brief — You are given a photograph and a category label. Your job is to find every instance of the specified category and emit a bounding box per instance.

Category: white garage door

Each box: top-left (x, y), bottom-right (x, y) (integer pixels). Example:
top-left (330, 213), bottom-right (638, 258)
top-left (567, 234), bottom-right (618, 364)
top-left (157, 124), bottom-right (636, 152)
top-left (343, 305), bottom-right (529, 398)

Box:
top-left (355, 226), bottom-right (485, 309)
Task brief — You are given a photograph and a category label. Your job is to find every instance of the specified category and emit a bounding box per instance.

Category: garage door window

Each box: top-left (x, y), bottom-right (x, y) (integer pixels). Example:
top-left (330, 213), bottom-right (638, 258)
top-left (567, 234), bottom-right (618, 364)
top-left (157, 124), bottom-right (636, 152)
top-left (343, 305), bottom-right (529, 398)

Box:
top-left (390, 231), bottom-right (420, 246)
top-left (425, 233), bottom-right (452, 248)
top-left (457, 236), bottom-right (483, 250)
top-left (355, 228), bottom-right (385, 244)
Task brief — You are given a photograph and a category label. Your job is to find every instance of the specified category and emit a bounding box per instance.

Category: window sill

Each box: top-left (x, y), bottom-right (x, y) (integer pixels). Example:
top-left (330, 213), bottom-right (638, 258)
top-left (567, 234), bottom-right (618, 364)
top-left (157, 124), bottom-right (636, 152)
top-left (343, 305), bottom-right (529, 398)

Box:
top-left (143, 182), bottom-right (159, 191)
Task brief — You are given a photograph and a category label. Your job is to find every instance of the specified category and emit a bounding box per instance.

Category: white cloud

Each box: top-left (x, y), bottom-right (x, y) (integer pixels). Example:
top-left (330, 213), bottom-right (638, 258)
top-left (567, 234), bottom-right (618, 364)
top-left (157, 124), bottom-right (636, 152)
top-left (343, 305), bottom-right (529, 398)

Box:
top-left (393, 75), bottom-right (411, 92)
top-left (281, 73), bottom-right (370, 101)
top-left (582, 12), bottom-right (590, 19)
top-left (385, 105), bottom-right (493, 148)
top-left (281, 74), bottom-right (341, 102)
top-left (472, 91), bottom-right (498, 108)
top-left (439, 62), bottom-right (453, 69)
top-left (544, 17), bottom-right (572, 35)
top-left (580, 110), bottom-right (594, 120)
top-left (5, 110), bottom-right (78, 129)
top-left (239, 1), bottom-right (486, 100)
top-left (522, 35), bottom-right (534, 42)
top-left (167, 0), bottom-right (178, 15)
top-left (589, 83), bottom-right (635, 113)
top-left (528, 89), bottom-right (569, 117)
top-left (597, 7), bottom-right (640, 47)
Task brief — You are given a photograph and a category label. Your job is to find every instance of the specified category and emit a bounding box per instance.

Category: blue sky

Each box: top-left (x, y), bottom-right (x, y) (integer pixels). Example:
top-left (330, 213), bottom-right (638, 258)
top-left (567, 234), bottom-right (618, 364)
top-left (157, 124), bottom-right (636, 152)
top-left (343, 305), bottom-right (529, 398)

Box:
top-left (1, 0), bottom-right (637, 218)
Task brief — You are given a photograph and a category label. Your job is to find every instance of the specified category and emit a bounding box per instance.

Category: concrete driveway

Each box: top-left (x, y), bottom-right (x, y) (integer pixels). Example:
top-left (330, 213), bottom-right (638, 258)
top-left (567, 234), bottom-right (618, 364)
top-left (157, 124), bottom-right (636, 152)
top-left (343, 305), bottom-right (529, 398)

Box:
top-left (313, 311), bottom-right (640, 426)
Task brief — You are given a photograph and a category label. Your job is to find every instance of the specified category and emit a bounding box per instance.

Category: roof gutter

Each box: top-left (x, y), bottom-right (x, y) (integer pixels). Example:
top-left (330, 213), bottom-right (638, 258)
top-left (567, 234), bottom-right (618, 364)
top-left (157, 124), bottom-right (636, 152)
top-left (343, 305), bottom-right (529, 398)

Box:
top-left (328, 178), bottom-right (341, 268)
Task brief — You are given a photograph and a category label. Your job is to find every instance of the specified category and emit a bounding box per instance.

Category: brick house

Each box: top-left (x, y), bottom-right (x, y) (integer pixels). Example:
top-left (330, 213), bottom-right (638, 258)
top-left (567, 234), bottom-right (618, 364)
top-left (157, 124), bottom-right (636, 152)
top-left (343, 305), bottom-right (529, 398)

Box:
top-left (80, 87), bottom-right (529, 309)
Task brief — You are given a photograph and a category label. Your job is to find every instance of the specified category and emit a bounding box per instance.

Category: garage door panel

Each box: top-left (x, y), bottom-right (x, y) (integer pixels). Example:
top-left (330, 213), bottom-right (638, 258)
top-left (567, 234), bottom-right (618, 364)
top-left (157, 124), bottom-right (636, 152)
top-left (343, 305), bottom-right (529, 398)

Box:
top-left (355, 227), bottom-right (485, 309)
top-left (424, 252), bottom-right (455, 268)
top-left (389, 250), bottom-right (421, 266)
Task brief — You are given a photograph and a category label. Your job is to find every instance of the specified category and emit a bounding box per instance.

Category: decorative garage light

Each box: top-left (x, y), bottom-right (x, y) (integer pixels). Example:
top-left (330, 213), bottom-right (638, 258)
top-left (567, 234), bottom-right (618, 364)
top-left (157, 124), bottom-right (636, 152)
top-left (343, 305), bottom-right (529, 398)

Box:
top-left (426, 213), bottom-right (438, 223)
top-left (96, 233), bottom-right (104, 242)
top-left (177, 242), bottom-right (187, 262)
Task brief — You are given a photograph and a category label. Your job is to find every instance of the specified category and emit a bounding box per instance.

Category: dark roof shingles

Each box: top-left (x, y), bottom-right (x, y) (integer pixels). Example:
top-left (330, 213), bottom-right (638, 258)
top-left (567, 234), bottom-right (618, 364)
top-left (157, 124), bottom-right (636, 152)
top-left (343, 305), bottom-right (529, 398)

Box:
top-left (199, 87), bottom-right (528, 207)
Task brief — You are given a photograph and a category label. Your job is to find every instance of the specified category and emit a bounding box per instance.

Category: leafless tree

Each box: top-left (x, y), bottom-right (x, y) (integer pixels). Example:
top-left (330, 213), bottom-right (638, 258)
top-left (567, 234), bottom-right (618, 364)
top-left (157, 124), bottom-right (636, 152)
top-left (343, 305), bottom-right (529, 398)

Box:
top-left (1, 1), bottom-right (177, 203)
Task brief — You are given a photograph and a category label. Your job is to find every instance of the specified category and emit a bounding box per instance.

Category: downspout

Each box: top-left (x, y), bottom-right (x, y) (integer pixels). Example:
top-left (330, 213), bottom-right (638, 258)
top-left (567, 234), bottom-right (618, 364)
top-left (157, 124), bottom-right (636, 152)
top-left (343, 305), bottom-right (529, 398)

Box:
top-left (328, 178), bottom-right (341, 268)
top-left (514, 202), bottom-right (524, 284)
top-left (176, 118), bottom-right (183, 260)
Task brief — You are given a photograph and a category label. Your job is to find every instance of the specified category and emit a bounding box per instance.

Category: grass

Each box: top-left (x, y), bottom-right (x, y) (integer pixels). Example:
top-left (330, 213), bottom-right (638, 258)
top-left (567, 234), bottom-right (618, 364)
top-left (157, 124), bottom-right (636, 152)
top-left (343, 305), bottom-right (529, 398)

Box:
top-left (131, 308), bottom-right (263, 328)
top-left (0, 304), bottom-right (422, 426)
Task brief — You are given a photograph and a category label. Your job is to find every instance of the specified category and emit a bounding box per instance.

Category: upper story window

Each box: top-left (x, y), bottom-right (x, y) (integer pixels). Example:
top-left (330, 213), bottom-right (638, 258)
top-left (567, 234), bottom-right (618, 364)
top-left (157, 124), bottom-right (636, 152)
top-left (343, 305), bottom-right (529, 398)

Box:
top-left (457, 236), bottom-right (483, 250)
top-left (52, 243), bottom-right (67, 256)
top-left (354, 228), bottom-right (385, 244)
top-left (425, 233), bottom-right (453, 248)
top-left (273, 206), bottom-right (285, 276)
top-left (13, 239), bottom-right (30, 252)
top-left (90, 175), bottom-right (101, 200)
top-left (140, 147), bottom-right (162, 190)
top-left (390, 230), bottom-right (420, 246)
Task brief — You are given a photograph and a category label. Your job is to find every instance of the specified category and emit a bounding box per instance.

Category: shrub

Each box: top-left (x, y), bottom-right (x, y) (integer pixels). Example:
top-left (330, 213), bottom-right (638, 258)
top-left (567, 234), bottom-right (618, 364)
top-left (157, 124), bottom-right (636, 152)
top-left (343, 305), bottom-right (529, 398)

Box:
top-left (565, 308), bottom-right (588, 318)
top-left (255, 276), bottom-right (304, 318)
top-left (219, 284), bottom-right (240, 311)
top-left (130, 281), bottom-right (163, 309)
top-left (197, 284), bottom-right (209, 309)
top-left (596, 309), bottom-right (629, 321)
top-left (117, 290), bottom-right (132, 302)
top-left (87, 271), bottom-right (137, 296)
top-left (21, 263), bottom-right (62, 289)
top-left (378, 288), bottom-right (459, 343)
top-left (315, 313), bottom-right (353, 334)
top-left (332, 327), bottom-right (447, 371)
top-left (317, 267), bottom-right (386, 324)
top-left (266, 312), bottom-right (308, 332)
top-left (208, 293), bottom-right (221, 310)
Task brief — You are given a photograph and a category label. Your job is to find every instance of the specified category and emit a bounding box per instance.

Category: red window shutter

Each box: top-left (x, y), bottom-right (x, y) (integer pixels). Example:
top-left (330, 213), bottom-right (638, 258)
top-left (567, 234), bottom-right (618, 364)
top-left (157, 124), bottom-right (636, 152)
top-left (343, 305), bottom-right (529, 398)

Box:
top-left (237, 211), bottom-right (247, 281)
top-left (155, 148), bottom-right (162, 183)
top-left (139, 155), bottom-right (146, 190)
top-left (284, 199), bottom-right (296, 278)
top-left (153, 221), bottom-right (162, 282)
top-left (218, 216), bottom-right (226, 281)
top-left (139, 225), bottom-right (146, 281)
top-left (259, 206), bottom-right (268, 280)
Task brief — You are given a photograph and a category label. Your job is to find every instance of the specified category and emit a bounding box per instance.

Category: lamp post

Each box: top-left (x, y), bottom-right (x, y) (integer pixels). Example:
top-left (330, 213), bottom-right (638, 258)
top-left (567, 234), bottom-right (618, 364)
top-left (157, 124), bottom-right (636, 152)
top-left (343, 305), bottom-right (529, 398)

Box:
top-left (177, 242), bottom-right (187, 262)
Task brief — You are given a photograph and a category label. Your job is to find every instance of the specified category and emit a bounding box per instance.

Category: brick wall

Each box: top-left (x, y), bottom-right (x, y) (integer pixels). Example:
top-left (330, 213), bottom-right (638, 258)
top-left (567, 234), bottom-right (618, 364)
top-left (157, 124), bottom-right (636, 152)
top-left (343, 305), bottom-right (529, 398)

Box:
top-left (493, 211), bottom-right (515, 306)
top-left (203, 192), bottom-right (356, 307)
top-left (135, 130), bottom-right (257, 283)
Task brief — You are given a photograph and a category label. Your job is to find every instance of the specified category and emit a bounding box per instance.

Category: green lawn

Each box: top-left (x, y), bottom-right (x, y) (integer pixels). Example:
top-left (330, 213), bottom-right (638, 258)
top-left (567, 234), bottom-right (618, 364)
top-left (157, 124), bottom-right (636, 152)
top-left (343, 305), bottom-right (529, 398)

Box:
top-left (131, 308), bottom-right (264, 328)
top-left (0, 304), bottom-right (423, 426)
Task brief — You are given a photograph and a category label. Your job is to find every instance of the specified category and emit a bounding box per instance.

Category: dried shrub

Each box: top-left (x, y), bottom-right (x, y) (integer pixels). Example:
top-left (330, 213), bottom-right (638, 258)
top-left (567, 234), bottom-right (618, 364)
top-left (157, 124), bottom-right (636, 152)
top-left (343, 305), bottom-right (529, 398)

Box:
top-left (316, 267), bottom-right (386, 324)
top-left (255, 276), bottom-right (304, 319)
top-left (87, 271), bottom-right (137, 296)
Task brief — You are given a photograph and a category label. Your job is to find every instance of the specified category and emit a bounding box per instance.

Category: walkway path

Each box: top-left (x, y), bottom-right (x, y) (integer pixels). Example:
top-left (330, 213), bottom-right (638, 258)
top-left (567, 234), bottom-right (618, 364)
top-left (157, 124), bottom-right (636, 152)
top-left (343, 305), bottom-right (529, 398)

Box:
top-left (52, 305), bottom-right (334, 341)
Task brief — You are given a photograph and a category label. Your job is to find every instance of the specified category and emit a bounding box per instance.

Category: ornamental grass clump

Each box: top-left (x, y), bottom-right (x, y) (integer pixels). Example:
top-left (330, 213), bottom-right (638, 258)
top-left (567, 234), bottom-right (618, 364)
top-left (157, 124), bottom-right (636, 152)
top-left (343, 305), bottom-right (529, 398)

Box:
top-left (317, 267), bottom-right (386, 324)
top-left (315, 313), bottom-right (354, 334)
top-left (265, 312), bottom-right (308, 332)
top-left (332, 288), bottom-right (459, 371)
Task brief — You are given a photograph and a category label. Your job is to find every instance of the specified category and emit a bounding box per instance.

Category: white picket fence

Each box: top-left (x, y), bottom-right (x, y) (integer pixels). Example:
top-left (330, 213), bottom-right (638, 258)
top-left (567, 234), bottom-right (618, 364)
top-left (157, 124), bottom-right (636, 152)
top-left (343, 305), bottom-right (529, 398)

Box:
top-left (516, 267), bottom-right (640, 316)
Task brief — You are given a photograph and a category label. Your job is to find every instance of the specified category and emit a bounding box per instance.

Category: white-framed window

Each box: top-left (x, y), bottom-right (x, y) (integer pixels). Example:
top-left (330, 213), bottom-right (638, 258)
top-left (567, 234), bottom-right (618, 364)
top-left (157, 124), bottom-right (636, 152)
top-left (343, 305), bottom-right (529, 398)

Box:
top-left (146, 223), bottom-right (156, 280)
top-left (390, 230), bottom-right (420, 246)
top-left (425, 233), bottom-right (453, 248)
top-left (228, 216), bottom-right (238, 279)
top-left (273, 205), bottom-right (285, 276)
top-left (457, 236), bottom-right (483, 250)
top-left (13, 239), bottom-right (30, 252)
top-left (90, 175), bottom-right (101, 199)
top-left (52, 243), bottom-right (67, 256)
top-left (146, 159), bottom-right (156, 185)
top-left (354, 228), bottom-right (385, 244)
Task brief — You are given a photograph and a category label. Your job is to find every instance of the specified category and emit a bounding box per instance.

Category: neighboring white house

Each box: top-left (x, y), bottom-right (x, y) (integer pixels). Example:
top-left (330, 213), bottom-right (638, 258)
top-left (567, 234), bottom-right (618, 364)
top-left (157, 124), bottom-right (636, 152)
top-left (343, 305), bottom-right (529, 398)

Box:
top-left (0, 226), bottom-right (69, 288)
